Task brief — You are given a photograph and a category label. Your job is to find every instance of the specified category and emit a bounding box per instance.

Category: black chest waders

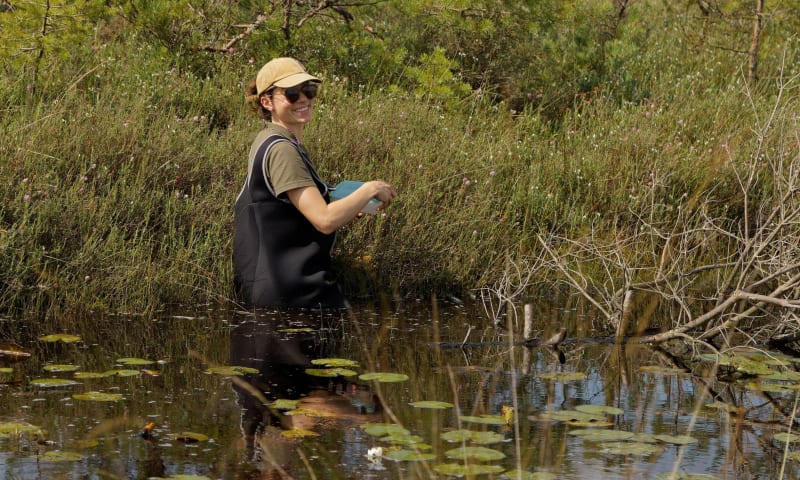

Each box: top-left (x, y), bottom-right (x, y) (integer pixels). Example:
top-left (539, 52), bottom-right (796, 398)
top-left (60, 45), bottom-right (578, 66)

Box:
top-left (233, 135), bottom-right (346, 309)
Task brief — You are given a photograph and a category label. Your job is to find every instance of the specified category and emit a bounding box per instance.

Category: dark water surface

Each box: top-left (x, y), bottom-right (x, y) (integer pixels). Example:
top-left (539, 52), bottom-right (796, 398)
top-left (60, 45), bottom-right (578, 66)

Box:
top-left (0, 298), bottom-right (797, 479)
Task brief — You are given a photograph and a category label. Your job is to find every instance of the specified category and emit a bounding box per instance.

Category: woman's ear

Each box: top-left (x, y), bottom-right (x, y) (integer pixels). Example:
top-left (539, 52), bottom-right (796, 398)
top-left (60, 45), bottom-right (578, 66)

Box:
top-left (260, 94), bottom-right (272, 111)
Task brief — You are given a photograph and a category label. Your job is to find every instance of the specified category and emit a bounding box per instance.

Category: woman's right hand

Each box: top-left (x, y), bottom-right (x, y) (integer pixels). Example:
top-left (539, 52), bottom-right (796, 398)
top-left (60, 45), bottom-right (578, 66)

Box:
top-left (365, 180), bottom-right (397, 209)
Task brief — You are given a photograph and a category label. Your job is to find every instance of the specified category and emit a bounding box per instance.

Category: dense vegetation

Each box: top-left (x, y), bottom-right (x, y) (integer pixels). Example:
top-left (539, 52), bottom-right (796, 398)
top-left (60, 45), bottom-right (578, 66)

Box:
top-left (2, 0), bottom-right (799, 318)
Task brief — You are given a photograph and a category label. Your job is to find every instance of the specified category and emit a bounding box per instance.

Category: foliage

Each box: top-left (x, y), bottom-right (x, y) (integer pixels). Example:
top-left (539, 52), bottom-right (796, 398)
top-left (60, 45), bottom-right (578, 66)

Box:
top-left (1, 0), bottom-right (800, 315)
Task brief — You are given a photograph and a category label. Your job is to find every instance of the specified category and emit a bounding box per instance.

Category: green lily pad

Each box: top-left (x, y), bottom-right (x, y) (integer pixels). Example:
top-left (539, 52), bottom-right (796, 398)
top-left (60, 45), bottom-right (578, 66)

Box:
top-left (460, 414), bottom-right (507, 425)
top-left (112, 369), bottom-right (141, 377)
top-left (535, 410), bottom-right (608, 424)
top-left (598, 441), bottom-right (664, 455)
top-left (380, 433), bottom-right (425, 445)
top-left (0, 422), bottom-right (44, 435)
top-left (271, 399), bottom-right (300, 410)
top-left (285, 407), bottom-right (336, 418)
top-left (43, 364), bottom-right (80, 373)
top-left (30, 378), bottom-right (80, 387)
top-left (502, 471), bottom-right (557, 480)
top-left (116, 357), bottom-right (155, 366)
top-left (410, 400), bottom-right (454, 409)
top-left (434, 463), bottom-right (505, 476)
top-left (656, 474), bottom-right (719, 480)
top-left (0, 367), bottom-right (13, 373)
top-left (384, 449), bottom-right (436, 461)
top-left (652, 434), bottom-right (698, 445)
top-left (445, 446), bottom-right (506, 461)
top-left (72, 391), bottom-right (124, 402)
top-left (774, 432), bottom-right (800, 443)
top-left (361, 423), bottom-right (411, 437)
top-left (359, 372), bottom-right (409, 383)
top-left (444, 429), bottom-right (505, 445)
top-left (305, 367), bottom-right (358, 377)
top-left (311, 358), bottom-right (359, 367)
top-left (538, 371), bottom-right (587, 382)
top-left (568, 429), bottom-right (635, 442)
top-left (575, 404), bottom-right (624, 416)
top-left (169, 431), bottom-right (209, 443)
top-left (281, 428), bottom-right (319, 438)
top-left (74, 371), bottom-right (115, 379)
top-left (39, 334), bottom-right (81, 343)
top-left (205, 366), bottom-right (259, 376)
top-left (34, 450), bottom-right (85, 462)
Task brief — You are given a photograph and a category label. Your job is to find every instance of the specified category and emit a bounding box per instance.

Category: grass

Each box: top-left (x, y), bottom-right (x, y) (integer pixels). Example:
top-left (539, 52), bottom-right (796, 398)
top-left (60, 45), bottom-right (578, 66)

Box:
top-left (1, 34), bottom-right (797, 317)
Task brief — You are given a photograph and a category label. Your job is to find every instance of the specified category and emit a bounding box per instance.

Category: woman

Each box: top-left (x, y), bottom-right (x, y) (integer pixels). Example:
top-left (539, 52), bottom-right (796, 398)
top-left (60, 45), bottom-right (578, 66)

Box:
top-left (234, 57), bottom-right (396, 309)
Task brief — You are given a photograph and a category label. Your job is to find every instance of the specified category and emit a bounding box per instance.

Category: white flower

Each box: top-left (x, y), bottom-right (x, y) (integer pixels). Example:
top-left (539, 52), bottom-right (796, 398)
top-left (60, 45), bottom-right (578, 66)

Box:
top-left (366, 446), bottom-right (383, 461)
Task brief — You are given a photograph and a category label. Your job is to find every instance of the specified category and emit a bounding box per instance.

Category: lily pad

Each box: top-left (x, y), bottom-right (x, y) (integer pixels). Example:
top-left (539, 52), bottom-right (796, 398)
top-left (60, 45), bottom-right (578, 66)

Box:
top-left (205, 366), bottom-right (259, 376)
top-left (380, 433), bottom-right (425, 445)
top-left (0, 422), bottom-right (44, 436)
top-left (434, 463), bottom-right (505, 476)
top-left (169, 431), bottom-right (209, 443)
top-left (538, 371), bottom-right (587, 382)
top-left (278, 327), bottom-right (314, 334)
top-left (656, 474), bottom-right (719, 480)
top-left (638, 366), bottom-right (688, 375)
top-left (116, 357), bottom-right (155, 366)
top-left (112, 369), bottom-right (141, 377)
top-left (442, 429), bottom-right (505, 445)
top-left (271, 399), bottom-right (300, 410)
top-left (311, 358), bottom-right (359, 367)
top-left (74, 371), bottom-right (116, 379)
top-left (38, 334), bottom-right (81, 343)
top-left (575, 404), bottom-right (624, 416)
top-left (598, 441), bottom-right (664, 456)
top-left (285, 407), bottom-right (335, 418)
top-left (535, 410), bottom-right (608, 424)
top-left (305, 367), bottom-right (358, 378)
top-left (652, 434), bottom-right (698, 445)
top-left (72, 391), bottom-right (124, 402)
top-left (43, 364), bottom-right (80, 373)
top-left (774, 432), bottom-right (800, 443)
top-left (359, 372), bottom-right (409, 383)
top-left (568, 429), bottom-right (635, 442)
top-left (460, 414), bottom-right (507, 426)
top-left (410, 400), bottom-right (454, 409)
top-left (281, 428), bottom-right (319, 439)
top-left (361, 423), bottom-right (411, 437)
top-left (30, 378), bottom-right (80, 387)
top-left (502, 471), bottom-right (557, 480)
top-left (760, 371), bottom-right (800, 382)
top-left (445, 446), bottom-right (506, 461)
top-left (0, 367), bottom-right (13, 373)
top-left (34, 450), bottom-right (85, 462)
top-left (384, 449), bottom-right (436, 462)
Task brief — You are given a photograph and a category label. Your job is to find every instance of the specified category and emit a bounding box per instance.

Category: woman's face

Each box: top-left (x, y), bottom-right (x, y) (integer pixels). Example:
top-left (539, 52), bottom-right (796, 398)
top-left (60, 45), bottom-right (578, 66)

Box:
top-left (261, 82), bottom-right (318, 131)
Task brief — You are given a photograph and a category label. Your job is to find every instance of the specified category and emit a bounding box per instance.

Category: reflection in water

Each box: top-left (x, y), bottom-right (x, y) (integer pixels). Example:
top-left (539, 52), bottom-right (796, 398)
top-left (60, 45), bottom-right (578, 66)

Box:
top-left (229, 311), bottom-right (382, 478)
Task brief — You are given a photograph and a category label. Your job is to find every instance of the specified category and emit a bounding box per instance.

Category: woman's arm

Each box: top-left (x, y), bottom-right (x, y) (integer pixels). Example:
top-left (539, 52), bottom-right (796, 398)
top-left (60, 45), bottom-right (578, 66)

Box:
top-left (287, 181), bottom-right (396, 234)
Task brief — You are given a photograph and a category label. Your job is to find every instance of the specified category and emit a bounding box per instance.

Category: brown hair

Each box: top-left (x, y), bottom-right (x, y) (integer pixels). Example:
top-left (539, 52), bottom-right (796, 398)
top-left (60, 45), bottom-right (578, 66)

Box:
top-left (246, 79), bottom-right (271, 121)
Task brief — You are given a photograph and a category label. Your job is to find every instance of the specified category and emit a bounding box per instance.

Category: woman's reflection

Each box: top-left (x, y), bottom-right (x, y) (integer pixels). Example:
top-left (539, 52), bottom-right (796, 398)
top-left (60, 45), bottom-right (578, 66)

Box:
top-left (229, 311), bottom-right (382, 478)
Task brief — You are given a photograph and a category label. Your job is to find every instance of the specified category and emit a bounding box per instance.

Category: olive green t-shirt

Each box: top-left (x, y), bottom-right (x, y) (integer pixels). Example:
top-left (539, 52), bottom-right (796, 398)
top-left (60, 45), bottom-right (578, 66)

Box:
top-left (249, 123), bottom-right (316, 199)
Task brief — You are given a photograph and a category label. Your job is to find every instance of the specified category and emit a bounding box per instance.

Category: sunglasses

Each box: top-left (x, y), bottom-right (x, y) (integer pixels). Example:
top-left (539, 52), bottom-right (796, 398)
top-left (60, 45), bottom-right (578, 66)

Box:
top-left (271, 83), bottom-right (319, 103)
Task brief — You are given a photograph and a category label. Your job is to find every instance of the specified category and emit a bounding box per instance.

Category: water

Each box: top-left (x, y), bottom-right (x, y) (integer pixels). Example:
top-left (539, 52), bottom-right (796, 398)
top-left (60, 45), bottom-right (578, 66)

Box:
top-left (0, 298), bottom-right (797, 479)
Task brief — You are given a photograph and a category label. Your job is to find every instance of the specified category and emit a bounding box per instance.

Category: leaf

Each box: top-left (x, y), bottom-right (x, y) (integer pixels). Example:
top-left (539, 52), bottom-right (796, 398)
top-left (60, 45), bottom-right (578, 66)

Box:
top-left (434, 463), bottom-right (505, 476)
top-left (0, 422), bottom-right (44, 436)
top-left (311, 358), bottom-right (359, 367)
top-left (773, 432), bottom-right (800, 443)
top-left (116, 357), bottom-right (155, 365)
top-left (74, 371), bottom-right (115, 379)
top-left (568, 429), bottom-right (635, 442)
top-left (409, 400), bottom-right (454, 409)
top-left (271, 399), bottom-right (300, 410)
top-left (305, 367), bottom-right (358, 378)
top-left (358, 372), bottom-right (409, 383)
top-left (35, 450), bottom-right (85, 462)
top-left (361, 423), bottom-right (411, 437)
top-left (444, 446), bottom-right (506, 461)
top-left (205, 365), bottom-right (259, 376)
top-left (384, 449), bottom-right (436, 461)
top-left (39, 334), bottom-right (81, 343)
top-left (168, 431), bottom-right (209, 443)
top-left (43, 364), bottom-right (80, 373)
top-left (652, 434), bottom-right (698, 445)
top-left (598, 441), bottom-right (664, 455)
top-left (538, 371), bottom-right (587, 381)
top-left (72, 391), bottom-right (124, 402)
top-left (575, 404), bottom-right (624, 416)
top-left (460, 414), bottom-right (507, 425)
top-left (30, 378), bottom-right (80, 387)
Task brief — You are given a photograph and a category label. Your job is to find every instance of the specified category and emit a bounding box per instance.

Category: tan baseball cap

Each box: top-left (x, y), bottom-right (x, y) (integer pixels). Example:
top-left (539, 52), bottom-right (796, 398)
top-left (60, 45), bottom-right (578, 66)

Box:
top-left (256, 57), bottom-right (321, 95)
